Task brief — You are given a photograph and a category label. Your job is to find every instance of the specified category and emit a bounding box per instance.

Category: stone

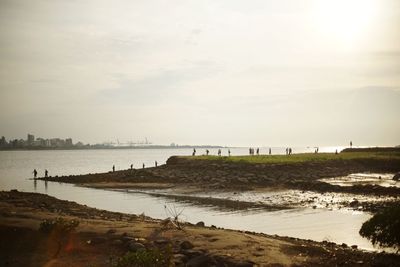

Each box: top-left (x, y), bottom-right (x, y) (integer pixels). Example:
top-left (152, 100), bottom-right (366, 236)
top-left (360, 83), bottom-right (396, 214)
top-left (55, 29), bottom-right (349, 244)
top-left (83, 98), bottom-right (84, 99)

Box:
top-left (393, 172), bottom-right (400, 181)
top-left (111, 239), bottom-right (123, 246)
top-left (182, 249), bottom-right (203, 258)
top-left (186, 254), bottom-right (217, 267)
top-left (180, 240), bottom-right (194, 250)
top-left (195, 221), bottom-right (205, 227)
top-left (121, 236), bottom-right (135, 243)
top-left (106, 229), bottom-right (117, 234)
top-left (90, 236), bottom-right (107, 245)
top-left (128, 241), bottom-right (145, 252)
top-left (154, 239), bottom-right (170, 246)
top-left (351, 245), bottom-right (358, 249)
top-left (173, 253), bottom-right (187, 264)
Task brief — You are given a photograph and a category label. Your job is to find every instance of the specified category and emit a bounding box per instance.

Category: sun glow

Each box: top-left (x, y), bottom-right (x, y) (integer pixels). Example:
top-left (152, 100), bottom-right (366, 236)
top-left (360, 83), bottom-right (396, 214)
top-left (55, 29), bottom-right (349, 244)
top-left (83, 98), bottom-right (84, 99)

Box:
top-left (314, 0), bottom-right (379, 47)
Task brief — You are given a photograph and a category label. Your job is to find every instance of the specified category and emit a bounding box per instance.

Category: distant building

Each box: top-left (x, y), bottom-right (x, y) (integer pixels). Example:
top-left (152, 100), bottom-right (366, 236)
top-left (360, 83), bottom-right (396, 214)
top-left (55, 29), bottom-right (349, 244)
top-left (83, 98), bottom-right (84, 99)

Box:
top-left (51, 138), bottom-right (67, 147)
top-left (66, 138), bottom-right (73, 147)
top-left (0, 136), bottom-right (7, 148)
top-left (27, 134), bottom-right (35, 145)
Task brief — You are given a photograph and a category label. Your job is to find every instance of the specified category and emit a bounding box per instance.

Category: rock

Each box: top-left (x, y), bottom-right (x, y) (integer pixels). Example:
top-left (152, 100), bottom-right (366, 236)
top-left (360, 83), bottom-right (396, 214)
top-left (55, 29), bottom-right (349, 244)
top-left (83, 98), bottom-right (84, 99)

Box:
top-left (180, 240), bottom-right (194, 250)
top-left (341, 243), bottom-right (348, 248)
top-left (182, 249), bottom-right (203, 258)
top-left (195, 221), bottom-right (205, 227)
top-left (106, 229), bottom-right (116, 234)
top-left (351, 245), bottom-right (358, 249)
top-left (128, 241), bottom-right (145, 252)
top-left (90, 236), bottom-right (107, 245)
top-left (393, 172), bottom-right (400, 181)
top-left (231, 261), bottom-right (254, 267)
top-left (238, 177), bottom-right (249, 183)
top-left (111, 239), bottom-right (123, 246)
top-left (154, 239), bottom-right (170, 246)
top-left (173, 253), bottom-right (187, 265)
top-left (121, 236), bottom-right (135, 243)
top-left (186, 254), bottom-right (217, 267)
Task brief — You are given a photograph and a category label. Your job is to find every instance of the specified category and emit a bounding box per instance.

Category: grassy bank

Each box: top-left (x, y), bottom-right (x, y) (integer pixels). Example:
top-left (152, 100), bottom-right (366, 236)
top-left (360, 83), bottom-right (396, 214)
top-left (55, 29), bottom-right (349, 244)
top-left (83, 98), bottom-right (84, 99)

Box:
top-left (191, 152), bottom-right (400, 165)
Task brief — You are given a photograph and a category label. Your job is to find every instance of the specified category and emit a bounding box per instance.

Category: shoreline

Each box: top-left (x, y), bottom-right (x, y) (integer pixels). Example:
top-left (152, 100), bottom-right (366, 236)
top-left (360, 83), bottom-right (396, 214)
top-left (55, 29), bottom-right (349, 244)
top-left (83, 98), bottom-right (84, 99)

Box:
top-left (38, 152), bottom-right (400, 213)
top-left (1, 190), bottom-right (399, 266)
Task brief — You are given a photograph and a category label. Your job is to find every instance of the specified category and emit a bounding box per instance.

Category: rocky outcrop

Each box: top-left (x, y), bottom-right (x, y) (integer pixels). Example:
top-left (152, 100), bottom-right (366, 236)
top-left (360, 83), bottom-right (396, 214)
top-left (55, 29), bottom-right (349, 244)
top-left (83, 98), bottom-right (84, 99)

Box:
top-left (40, 155), bottom-right (400, 194)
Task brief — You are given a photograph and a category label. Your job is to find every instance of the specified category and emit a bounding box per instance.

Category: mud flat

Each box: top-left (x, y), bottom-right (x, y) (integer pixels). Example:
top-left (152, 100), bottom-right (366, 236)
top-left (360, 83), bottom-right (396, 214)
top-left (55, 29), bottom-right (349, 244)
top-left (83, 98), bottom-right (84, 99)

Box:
top-left (1, 190), bottom-right (400, 267)
top-left (39, 151), bottom-right (400, 212)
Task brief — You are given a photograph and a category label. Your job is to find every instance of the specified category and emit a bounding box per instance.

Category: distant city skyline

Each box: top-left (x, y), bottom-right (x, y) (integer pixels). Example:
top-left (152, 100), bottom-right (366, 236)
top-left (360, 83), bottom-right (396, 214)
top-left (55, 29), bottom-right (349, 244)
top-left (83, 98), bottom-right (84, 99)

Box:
top-left (1, 1), bottom-right (399, 147)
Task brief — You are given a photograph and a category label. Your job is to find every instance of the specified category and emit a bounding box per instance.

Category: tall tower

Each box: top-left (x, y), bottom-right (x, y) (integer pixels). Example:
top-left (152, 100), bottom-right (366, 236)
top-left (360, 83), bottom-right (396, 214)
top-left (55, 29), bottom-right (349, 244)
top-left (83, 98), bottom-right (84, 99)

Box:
top-left (27, 134), bottom-right (35, 145)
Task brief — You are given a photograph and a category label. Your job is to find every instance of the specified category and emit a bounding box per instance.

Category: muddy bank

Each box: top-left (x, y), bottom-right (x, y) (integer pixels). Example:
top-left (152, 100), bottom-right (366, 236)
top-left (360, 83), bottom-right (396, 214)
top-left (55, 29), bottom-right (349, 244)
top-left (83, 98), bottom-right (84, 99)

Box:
top-left (1, 190), bottom-right (400, 267)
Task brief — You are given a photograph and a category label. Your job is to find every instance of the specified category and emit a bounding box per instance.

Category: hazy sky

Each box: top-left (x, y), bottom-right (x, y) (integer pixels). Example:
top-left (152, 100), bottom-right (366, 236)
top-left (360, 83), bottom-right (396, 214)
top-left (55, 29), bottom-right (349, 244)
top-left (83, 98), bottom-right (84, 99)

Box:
top-left (1, 0), bottom-right (399, 146)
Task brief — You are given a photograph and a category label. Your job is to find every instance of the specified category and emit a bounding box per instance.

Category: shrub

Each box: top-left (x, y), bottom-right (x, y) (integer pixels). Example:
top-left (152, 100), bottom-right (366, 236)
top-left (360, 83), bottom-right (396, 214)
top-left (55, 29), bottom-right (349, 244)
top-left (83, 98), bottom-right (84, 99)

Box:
top-left (116, 246), bottom-right (173, 267)
top-left (359, 204), bottom-right (400, 249)
top-left (39, 217), bottom-right (79, 234)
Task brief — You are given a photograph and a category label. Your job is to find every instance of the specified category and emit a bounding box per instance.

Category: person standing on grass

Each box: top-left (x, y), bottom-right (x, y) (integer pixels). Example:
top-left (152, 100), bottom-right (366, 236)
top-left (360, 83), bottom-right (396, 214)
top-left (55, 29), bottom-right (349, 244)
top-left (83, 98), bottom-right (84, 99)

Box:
top-left (218, 149), bottom-right (221, 156)
top-left (350, 141), bottom-right (353, 148)
top-left (228, 149), bottom-right (231, 156)
top-left (256, 148), bottom-right (259, 155)
top-left (130, 164), bottom-right (133, 169)
top-left (112, 165), bottom-right (115, 172)
top-left (206, 149), bottom-right (209, 156)
top-left (33, 169), bottom-right (37, 179)
top-left (155, 161), bottom-right (158, 167)
top-left (269, 148), bottom-right (271, 155)
top-left (45, 169), bottom-right (48, 178)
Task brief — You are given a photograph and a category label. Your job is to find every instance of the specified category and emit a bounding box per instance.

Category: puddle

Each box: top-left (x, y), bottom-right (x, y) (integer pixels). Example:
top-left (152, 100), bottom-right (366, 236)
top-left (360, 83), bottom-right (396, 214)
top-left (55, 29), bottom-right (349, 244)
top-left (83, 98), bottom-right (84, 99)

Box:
top-left (320, 173), bottom-right (400, 188)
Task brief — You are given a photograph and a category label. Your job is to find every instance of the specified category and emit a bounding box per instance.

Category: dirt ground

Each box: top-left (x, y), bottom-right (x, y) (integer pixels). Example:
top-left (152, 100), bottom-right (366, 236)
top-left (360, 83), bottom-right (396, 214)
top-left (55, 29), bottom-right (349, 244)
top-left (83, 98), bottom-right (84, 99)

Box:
top-left (1, 190), bottom-right (399, 267)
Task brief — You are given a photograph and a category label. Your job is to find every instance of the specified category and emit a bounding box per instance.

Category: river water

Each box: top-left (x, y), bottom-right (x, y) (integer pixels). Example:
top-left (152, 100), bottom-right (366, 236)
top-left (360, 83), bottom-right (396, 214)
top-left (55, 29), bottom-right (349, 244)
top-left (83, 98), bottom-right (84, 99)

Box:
top-left (0, 147), bottom-right (379, 250)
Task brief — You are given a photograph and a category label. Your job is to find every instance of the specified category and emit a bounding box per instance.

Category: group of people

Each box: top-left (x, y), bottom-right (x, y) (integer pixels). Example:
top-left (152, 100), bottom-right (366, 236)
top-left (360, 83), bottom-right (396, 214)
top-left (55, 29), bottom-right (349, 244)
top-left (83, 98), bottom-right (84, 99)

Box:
top-left (249, 148), bottom-right (260, 155)
top-left (32, 169), bottom-right (48, 179)
top-left (195, 148), bottom-right (230, 156)
top-left (249, 147), bottom-right (273, 155)
top-left (116, 161), bottom-right (158, 172)
top-left (285, 147), bottom-right (293, 155)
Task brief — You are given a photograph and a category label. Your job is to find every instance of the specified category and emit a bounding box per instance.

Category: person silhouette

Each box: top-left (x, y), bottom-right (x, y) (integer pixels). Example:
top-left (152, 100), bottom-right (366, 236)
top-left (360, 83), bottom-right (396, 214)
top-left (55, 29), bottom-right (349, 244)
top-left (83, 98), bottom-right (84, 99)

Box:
top-left (206, 149), bottom-right (209, 156)
top-left (142, 163), bottom-right (145, 169)
top-left (218, 149), bottom-right (221, 156)
top-left (228, 149), bottom-right (231, 156)
top-left (45, 169), bottom-right (48, 178)
top-left (350, 141), bottom-right (353, 148)
top-left (112, 165), bottom-right (115, 172)
top-left (130, 164), bottom-right (133, 169)
top-left (33, 169), bottom-right (37, 179)
top-left (269, 148), bottom-right (271, 155)
top-left (256, 148), bottom-right (259, 155)
top-left (155, 161), bottom-right (158, 167)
